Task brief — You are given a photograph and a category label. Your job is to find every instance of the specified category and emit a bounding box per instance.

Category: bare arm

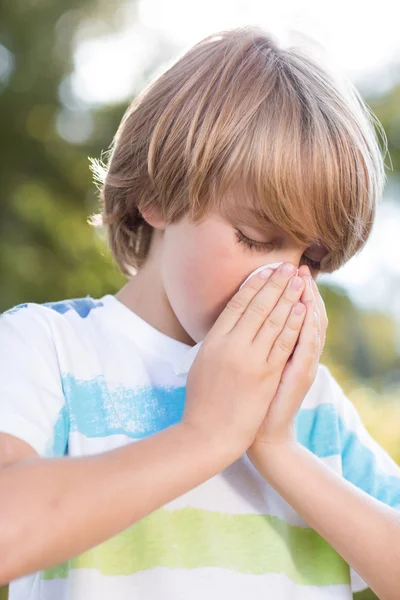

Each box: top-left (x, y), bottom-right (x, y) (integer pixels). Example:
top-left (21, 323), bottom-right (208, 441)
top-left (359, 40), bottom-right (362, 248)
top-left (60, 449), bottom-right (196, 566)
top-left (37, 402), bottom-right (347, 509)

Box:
top-left (249, 441), bottom-right (400, 600)
top-left (0, 425), bottom-right (234, 585)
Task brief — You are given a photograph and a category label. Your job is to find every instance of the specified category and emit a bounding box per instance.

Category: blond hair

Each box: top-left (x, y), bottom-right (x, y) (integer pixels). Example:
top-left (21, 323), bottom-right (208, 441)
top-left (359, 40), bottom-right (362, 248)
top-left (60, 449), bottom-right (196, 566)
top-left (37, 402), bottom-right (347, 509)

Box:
top-left (89, 26), bottom-right (389, 276)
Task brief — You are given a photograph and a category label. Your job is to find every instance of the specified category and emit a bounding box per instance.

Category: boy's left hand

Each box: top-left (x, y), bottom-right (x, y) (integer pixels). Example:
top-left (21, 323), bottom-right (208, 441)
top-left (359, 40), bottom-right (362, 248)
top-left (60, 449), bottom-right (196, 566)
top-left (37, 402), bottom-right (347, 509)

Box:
top-left (247, 265), bottom-right (328, 453)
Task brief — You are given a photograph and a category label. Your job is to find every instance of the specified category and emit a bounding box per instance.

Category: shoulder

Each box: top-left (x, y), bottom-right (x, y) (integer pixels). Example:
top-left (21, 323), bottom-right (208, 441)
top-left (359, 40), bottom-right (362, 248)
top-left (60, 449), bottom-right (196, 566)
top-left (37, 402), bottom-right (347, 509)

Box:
top-left (1, 301), bottom-right (55, 350)
top-left (0, 297), bottom-right (108, 374)
top-left (1, 296), bottom-right (105, 337)
top-left (41, 296), bottom-right (105, 320)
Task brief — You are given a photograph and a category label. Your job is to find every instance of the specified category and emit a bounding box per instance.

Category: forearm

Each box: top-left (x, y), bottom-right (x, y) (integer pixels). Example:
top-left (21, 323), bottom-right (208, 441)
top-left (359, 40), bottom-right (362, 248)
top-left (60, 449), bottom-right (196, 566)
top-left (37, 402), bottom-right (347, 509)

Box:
top-left (248, 442), bottom-right (400, 600)
top-left (0, 423), bottom-right (234, 584)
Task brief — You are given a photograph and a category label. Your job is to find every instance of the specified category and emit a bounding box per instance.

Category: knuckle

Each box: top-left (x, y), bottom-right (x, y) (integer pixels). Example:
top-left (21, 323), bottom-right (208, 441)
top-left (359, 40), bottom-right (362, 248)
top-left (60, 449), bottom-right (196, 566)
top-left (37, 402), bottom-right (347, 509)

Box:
top-left (277, 337), bottom-right (292, 353)
top-left (268, 278), bottom-right (285, 292)
top-left (281, 292), bottom-right (296, 307)
top-left (286, 317), bottom-right (301, 332)
top-left (265, 315), bottom-right (281, 331)
top-left (226, 288), bottom-right (254, 314)
top-left (248, 302), bottom-right (268, 317)
top-left (226, 297), bottom-right (247, 313)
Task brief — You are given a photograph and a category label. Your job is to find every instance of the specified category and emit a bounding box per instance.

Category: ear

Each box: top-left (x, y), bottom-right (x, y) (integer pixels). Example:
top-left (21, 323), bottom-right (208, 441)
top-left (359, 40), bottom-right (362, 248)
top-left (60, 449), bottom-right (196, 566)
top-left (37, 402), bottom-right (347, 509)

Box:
top-left (140, 206), bottom-right (166, 230)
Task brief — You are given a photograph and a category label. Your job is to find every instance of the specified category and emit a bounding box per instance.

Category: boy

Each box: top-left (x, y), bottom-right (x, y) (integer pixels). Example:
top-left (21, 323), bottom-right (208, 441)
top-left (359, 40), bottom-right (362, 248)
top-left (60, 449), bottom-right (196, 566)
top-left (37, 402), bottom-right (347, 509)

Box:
top-left (1, 25), bottom-right (399, 600)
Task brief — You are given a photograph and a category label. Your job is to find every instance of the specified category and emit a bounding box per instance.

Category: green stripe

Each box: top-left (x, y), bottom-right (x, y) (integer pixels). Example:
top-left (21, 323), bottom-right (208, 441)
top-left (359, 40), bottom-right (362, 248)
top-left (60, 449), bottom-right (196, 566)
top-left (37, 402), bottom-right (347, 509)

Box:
top-left (42, 507), bottom-right (350, 586)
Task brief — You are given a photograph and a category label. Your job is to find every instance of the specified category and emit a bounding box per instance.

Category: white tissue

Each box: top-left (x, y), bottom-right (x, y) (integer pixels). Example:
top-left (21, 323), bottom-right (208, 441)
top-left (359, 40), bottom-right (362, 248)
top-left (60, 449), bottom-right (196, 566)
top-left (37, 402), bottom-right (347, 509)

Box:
top-left (239, 262), bottom-right (284, 290)
top-left (172, 261), bottom-right (288, 377)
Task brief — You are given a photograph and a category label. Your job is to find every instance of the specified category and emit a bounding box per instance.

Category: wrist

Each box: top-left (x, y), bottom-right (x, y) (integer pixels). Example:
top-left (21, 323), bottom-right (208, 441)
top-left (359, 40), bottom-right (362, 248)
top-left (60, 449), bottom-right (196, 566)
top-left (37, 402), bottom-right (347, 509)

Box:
top-left (174, 422), bottom-right (242, 468)
top-left (247, 438), bottom-right (299, 473)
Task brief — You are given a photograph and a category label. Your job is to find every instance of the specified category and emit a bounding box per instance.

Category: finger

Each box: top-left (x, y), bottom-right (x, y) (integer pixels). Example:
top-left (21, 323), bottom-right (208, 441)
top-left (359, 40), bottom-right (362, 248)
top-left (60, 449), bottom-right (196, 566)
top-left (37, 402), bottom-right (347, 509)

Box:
top-left (311, 278), bottom-right (328, 327)
top-left (267, 302), bottom-right (306, 367)
top-left (252, 275), bottom-right (305, 352)
top-left (297, 267), bottom-right (325, 357)
top-left (209, 266), bottom-right (276, 338)
top-left (299, 273), bottom-right (314, 307)
top-left (299, 274), bottom-right (323, 348)
top-left (288, 299), bottom-right (320, 375)
top-left (232, 262), bottom-right (299, 342)
top-left (298, 264), bottom-right (310, 278)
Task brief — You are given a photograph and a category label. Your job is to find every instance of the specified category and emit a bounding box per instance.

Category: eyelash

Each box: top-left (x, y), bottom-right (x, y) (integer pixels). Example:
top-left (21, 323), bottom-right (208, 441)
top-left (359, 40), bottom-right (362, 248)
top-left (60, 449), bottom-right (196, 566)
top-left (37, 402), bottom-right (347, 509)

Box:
top-left (234, 228), bottom-right (274, 252)
top-left (234, 228), bottom-right (322, 271)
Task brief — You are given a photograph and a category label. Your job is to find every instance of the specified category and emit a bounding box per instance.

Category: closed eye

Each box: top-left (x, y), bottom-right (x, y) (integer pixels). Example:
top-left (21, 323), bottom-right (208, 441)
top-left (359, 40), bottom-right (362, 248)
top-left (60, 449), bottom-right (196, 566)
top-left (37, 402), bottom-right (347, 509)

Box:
top-left (234, 229), bottom-right (275, 252)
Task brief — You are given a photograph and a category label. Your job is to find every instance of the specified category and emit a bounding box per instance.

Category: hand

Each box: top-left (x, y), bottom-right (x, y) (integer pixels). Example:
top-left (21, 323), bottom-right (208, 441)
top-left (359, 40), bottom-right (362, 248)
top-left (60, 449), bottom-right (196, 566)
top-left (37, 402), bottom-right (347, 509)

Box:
top-left (247, 265), bottom-right (328, 453)
top-left (181, 262), bottom-right (307, 460)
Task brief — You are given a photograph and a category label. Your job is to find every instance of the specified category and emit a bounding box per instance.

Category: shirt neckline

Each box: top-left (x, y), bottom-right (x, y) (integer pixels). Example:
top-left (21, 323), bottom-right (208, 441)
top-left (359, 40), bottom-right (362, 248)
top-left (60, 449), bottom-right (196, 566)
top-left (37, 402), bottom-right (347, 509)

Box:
top-left (99, 294), bottom-right (195, 367)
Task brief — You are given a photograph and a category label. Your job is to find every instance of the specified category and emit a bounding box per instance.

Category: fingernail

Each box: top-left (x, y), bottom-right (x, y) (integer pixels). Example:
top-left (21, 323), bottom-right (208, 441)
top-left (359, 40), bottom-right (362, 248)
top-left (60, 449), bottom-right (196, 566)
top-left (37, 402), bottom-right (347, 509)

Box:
top-left (259, 268), bottom-right (273, 279)
top-left (281, 263), bottom-right (296, 275)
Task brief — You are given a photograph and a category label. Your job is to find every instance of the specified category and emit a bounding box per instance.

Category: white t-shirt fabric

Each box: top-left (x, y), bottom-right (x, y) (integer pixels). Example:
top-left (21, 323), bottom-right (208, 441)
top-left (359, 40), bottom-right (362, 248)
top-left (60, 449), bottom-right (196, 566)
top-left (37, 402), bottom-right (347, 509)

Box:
top-left (1, 294), bottom-right (400, 600)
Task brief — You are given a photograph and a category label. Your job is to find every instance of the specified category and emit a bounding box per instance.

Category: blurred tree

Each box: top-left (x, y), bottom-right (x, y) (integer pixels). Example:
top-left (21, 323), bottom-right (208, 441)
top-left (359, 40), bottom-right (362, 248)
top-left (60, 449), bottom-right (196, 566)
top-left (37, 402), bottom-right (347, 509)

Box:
top-left (0, 1), bottom-right (127, 310)
top-left (0, 0), bottom-right (178, 311)
top-left (320, 284), bottom-right (400, 388)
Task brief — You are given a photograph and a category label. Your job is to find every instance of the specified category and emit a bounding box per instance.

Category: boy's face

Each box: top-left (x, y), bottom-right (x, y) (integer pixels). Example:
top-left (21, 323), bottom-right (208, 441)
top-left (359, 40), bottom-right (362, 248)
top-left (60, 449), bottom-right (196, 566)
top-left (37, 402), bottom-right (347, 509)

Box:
top-left (155, 207), bottom-right (326, 344)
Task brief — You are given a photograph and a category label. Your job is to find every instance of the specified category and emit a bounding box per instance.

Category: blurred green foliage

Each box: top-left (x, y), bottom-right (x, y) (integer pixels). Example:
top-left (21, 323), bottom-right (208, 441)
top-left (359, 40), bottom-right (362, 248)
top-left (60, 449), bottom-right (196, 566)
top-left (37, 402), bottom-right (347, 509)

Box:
top-left (1, 1), bottom-right (400, 599)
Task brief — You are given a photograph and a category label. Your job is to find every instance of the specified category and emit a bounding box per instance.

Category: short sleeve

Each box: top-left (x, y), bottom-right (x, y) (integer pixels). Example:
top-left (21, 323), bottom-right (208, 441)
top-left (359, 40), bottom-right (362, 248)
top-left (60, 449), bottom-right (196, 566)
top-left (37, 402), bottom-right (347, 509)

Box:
top-left (323, 366), bottom-right (400, 592)
top-left (0, 303), bottom-right (69, 458)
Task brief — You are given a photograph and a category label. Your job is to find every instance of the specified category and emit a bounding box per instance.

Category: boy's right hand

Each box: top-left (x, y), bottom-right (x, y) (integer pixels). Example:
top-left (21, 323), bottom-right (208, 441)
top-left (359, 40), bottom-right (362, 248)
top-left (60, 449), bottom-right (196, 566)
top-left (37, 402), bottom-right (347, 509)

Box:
top-left (181, 263), bottom-right (306, 458)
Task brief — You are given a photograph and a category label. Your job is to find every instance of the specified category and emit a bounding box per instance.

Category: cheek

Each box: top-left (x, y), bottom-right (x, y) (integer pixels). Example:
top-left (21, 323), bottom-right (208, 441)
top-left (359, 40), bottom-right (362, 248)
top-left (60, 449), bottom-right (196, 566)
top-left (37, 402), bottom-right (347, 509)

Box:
top-left (177, 230), bottom-right (231, 308)
top-left (162, 222), bottom-right (242, 338)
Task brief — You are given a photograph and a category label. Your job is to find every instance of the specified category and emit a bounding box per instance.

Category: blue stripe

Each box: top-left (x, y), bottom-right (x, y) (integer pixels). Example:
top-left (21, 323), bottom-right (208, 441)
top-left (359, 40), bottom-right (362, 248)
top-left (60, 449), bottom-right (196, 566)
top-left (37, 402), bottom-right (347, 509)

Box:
top-left (60, 374), bottom-right (400, 509)
top-left (339, 421), bottom-right (400, 506)
top-left (1, 303), bottom-right (29, 317)
top-left (2, 297), bottom-right (103, 319)
top-left (44, 404), bottom-right (70, 457)
top-left (61, 373), bottom-right (186, 439)
top-left (295, 404), bottom-right (340, 457)
top-left (43, 296), bottom-right (103, 318)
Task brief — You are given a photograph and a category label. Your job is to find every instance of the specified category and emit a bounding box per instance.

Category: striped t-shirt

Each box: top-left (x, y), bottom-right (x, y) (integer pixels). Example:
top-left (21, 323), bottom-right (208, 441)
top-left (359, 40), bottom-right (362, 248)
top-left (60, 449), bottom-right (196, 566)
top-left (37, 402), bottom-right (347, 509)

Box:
top-left (1, 294), bottom-right (400, 600)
